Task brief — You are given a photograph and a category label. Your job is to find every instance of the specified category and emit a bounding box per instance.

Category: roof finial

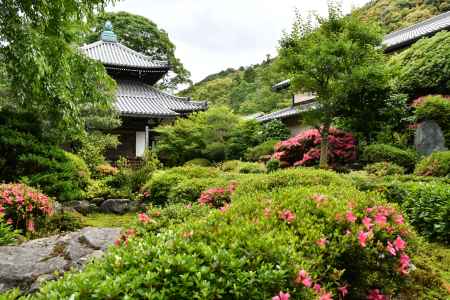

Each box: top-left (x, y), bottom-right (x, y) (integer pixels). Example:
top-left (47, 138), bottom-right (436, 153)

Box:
top-left (101, 20), bottom-right (117, 42)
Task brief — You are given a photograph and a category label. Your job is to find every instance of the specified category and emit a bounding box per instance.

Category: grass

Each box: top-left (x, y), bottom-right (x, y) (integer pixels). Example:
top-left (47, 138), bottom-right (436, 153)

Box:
top-left (81, 213), bottom-right (136, 228)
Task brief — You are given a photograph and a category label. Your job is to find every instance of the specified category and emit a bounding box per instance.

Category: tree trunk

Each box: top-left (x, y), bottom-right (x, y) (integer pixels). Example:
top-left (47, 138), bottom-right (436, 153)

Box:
top-left (319, 124), bottom-right (330, 169)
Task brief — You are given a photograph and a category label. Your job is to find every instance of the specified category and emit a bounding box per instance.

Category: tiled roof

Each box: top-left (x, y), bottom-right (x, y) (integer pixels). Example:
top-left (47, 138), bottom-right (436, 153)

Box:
top-left (383, 11), bottom-right (450, 52)
top-left (272, 79), bottom-right (291, 91)
top-left (80, 41), bottom-right (169, 69)
top-left (116, 80), bottom-right (207, 117)
top-left (256, 101), bottom-right (318, 122)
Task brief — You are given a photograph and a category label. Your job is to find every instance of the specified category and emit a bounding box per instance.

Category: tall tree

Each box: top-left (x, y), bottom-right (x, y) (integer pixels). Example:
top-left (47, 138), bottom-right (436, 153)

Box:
top-left (84, 12), bottom-right (191, 90)
top-left (278, 4), bottom-right (389, 168)
top-left (0, 0), bottom-right (117, 144)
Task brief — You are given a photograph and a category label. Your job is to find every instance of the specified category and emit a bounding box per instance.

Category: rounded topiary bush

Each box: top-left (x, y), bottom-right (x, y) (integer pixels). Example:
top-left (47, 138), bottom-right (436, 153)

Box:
top-left (30, 169), bottom-right (448, 299)
top-left (244, 139), bottom-right (279, 162)
top-left (414, 151), bottom-right (450, 177)
top-left (364, 162), bottom-right (405, 176)
top-left (184, 158), bottom-right (212, 167)
top-left (362, 144), bottom-right (418, 172)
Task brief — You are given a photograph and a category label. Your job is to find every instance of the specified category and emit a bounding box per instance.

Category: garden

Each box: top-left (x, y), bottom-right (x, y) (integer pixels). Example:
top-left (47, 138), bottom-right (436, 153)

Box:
top-left (1, 0), bottom-right (450, 299)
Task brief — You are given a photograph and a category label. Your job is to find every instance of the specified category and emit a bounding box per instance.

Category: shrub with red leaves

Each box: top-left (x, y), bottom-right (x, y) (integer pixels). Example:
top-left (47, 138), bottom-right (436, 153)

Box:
top-left (273, 128), bottom-right (357, 168)
top-left (0, 184), bottom-right (53, 233)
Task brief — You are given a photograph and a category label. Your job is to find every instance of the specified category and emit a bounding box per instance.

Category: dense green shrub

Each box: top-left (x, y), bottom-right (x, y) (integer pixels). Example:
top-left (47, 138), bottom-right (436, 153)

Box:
top-left (143, 166), bottom-right (221, 205)
top-left (0, 219), bottom-right (19, 246)
top-left (364, 162), bottom-right (405, 176)
top-left (184, 158), bottom-right (212, 167)
top-left (267, 159), bottom-right (281, 172)
top-left (362, 144), bottom-right (418, 172)
top-left (167, 177), bottom-right (236, 204)
top-left (349, 174), bottom-right (450, 244)
top-left (30, 169), bottom-right (447, 299)
top-left (244, 139), bottom-right (279, 161)
top-left (219, 160), bottom-right (266, 174)
top-left (414, 95), bottom-right (450, 147)
top-left (262, 119), bottom-right (291, 141)
top-left (414, 151), bottom-right (450, 177)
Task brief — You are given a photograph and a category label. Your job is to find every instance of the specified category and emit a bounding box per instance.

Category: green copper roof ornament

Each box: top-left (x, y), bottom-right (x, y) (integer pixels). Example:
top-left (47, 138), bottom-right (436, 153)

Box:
top-left (101, 20), bottom-right (117, 42)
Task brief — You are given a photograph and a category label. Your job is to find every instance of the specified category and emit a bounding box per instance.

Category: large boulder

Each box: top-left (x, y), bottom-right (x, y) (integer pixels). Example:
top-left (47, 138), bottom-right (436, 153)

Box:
top-left (66, 200), bottom-right (98, 216)
top-left (100, 199), bottom-right (131, 214)
top-left (415, 120), bottom-right (447, 155)
top-left (0, 227), bottom-right (120, 293)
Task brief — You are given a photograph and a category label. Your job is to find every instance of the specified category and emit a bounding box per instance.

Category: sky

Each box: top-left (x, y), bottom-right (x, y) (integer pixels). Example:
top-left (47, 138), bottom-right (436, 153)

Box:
top-left (109, 0), bottom-right (370, 83)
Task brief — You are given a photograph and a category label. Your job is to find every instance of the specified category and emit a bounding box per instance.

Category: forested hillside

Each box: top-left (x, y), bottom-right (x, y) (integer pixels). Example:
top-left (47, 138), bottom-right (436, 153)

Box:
top-left (180, 0), bottom-right (450, 115)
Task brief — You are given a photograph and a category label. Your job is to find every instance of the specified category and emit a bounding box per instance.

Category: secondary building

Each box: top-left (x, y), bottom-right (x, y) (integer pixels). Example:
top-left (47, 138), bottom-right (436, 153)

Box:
top-left (80, 21), bottom-right (207, 161)
top-left (256, 11), bottom-right (450, 134)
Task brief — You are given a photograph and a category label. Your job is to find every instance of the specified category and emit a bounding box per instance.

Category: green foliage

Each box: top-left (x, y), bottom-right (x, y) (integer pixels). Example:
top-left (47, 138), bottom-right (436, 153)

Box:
top-left (42, 211), bottom-right (83, 235)
top-left (75, 131), bottom-right (120, 172)
top-left (414, 95), bottom-right (450, 147)
top-left (391, 31), bottom-right (450, 98)
top-left (262, 120), bottom-right (291, 141)
top-left (353, 0), bottom-right (450, 32)
top-left (267, 159), bottom-right (281, 173)
top-left (28, 168), bottom-right (448, 299)
top-left (179, 58), bottom-right (291, 115)
top-left (184, 158), bottom-right (212, 167)
top-left (155, 107), bottom-right (262, 165)
top-left (0, 0), bottom-right (116, 144)
top-left (81, 213), bottom-right (136, 228)
top-left (364, 162), bottom-right (406, 176)
top-left (244, 140), bottom-right (279, 161)
top-left (362, 144), bottom-right (419, 172)
top-left (0, 219), bottom-right (19, 246)
top-left (278, 4), bottom-right (390, 166)
top-left (414, 151), bottom-right (450, 177)
top-left (84, 11), bottom-right (190, 90)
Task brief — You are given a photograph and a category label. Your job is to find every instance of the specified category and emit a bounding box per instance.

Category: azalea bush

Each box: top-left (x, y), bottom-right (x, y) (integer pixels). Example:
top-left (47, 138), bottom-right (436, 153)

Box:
top-left (198, 181), bottom-right (237, 209)
top-left (364, 162), bottom-right (405, 176)
top-left (414, 150), bottom-right (450, 177)
top-left (28, 169), bottom-right (447, 299)
top-left (0, 184), bottom-right (53, 234)
top-left (272, 128), bottom-right (357, 168)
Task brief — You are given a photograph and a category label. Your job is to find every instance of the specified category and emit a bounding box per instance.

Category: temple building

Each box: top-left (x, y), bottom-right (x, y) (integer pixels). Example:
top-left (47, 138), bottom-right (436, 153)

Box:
top-left (80, 21), bottom-right (207, 161)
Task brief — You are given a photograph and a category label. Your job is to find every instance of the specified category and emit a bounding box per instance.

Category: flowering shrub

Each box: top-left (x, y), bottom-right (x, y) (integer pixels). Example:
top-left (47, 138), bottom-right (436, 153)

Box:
top-left (0, 184), bottom-right (53, 233)
top-left (273, 128), bottom-right (357, 168)
top-left (198, 181), bottom-right (237, 208)
top-left (30, 168), bottom-right (448, 299)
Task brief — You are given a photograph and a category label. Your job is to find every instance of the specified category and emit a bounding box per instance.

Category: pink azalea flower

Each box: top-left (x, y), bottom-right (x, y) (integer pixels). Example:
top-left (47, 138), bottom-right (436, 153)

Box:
top-left (0, 205), bottom-right (4, 213)
top-left (295, 270), bottom-right (312, 287)
top-left (345, 229), bottom-right (352, 236)
top-left (385, 226), bottom-right (394, 234)
top-left (264, 208), bottom-right (271, 218)
top-left (338, 285), bottom-right (348, 297)
top-left (386, 241), bottom-right (397, 256)
top-left (219, 203), bottom-right (230, 212)
top-left (367, 289), bottom-right (387, 300)
top-left (394, 236), bottom-right (406, 251)
top-left (272, 291), bottom-right (290, 300)
top-left (6, 218), bottom-right (13, 225)
top-left (374, 213), bottom-right (387, 226)
top-left (138, 213), bottom-right (151, 224)
top-left (319, 292), bottom-right (333, 300)
top-left (185, 203), bottom-right (192, 209)
top-left (346, 211), bottom-right (357, 223)
top-left (114, 239), bottom-right (121, 247)
top-left (27, 220), bottom-right (35, 232)
top-left (312, 194), bottom-right (327, 206)
top-left (313, 283), bottom-right (322, 293)
top-left (279, 210), bottom-right (296, 224)
top-left (366, 207), bottom-right (374, 214)
top-left (393, 214), bottom-right (404, 225)
top-left (398, 254), bottom-right (410, 275)
top-left (362, 217), bottom-right (373, 230)
top-left (358, 231), bottom-right (369, 248)
top-left (316, 238), bottom-right (328, 248)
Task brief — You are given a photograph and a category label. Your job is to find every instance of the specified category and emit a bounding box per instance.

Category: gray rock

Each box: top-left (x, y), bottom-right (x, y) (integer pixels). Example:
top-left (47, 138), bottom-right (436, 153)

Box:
top-left (100, 199), bottom-right (131, 214)
top-left (66, 200), bottom-right (97, 216)
top-left (0, 227), bottom-right (121, 294)
top-left (415, 120), bottom-right (448, 155)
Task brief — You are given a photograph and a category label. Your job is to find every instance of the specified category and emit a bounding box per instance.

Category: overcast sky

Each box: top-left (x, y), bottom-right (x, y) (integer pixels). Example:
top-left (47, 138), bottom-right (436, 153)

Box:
top-left (109, 0), bottom-right (370, 83)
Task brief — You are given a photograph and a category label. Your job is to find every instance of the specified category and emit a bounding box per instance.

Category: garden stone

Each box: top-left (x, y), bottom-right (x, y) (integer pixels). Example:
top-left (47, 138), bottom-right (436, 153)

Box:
top-left (66, 200), bottom-right (97, 215)
top-left (415, 120), bottom-right (447, 155)
top-left (0, 227), bottom-right (120, 293)
top-left (100, 199), bottom-right (131, 214)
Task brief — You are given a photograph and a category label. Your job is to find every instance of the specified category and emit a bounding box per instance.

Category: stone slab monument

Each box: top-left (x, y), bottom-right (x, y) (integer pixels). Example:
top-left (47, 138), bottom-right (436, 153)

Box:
top-left (414, 120), bottom-right (447, 155)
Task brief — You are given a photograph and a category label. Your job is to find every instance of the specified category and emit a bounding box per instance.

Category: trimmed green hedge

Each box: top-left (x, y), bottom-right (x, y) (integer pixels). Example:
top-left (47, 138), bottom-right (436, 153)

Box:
top-left (362, 144), bottom-right (418, 172)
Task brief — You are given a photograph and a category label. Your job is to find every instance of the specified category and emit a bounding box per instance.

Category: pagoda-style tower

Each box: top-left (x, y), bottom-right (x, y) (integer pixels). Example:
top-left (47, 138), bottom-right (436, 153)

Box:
top-left (80, 21), bottom-right (207, 160)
